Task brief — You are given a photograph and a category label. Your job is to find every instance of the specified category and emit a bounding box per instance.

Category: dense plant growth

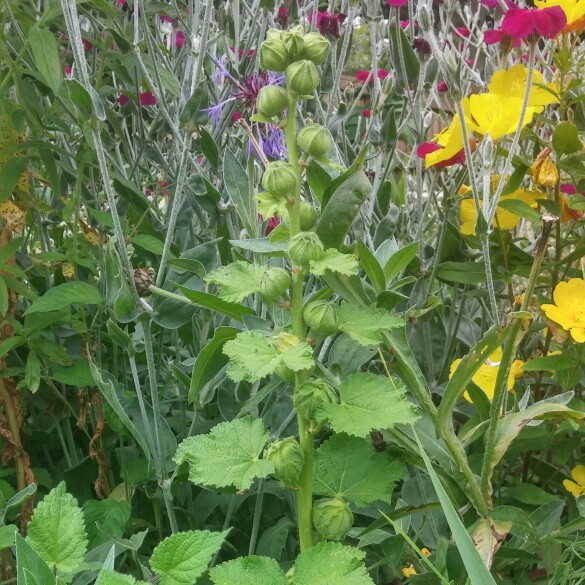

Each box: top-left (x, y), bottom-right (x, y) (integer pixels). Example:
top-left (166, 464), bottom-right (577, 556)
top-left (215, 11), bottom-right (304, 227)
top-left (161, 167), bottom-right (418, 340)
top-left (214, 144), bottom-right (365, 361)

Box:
top-left (1, 0), bottom-right (585, 583)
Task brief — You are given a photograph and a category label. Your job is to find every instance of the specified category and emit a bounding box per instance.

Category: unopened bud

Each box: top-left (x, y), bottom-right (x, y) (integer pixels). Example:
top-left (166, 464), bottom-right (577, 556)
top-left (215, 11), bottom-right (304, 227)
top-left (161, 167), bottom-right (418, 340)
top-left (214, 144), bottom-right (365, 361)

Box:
top-left (298, 124), bottom-right (331, 157)
top-left (272, 332), bottom-right (301, 354)
top-left (260, 37), bottom-right (289, 71)
top-left (262, 161), bottom-right (298, 196)
top-left (283, 29), bottom-right (305, 58)
top-left (303, 300), bottom-right (338, 336)
top-left (256, 85), bottom-right (289, 118)
top-left (259, 267), bottom-right (291, 300)
top-left (286, 60), bottom-right (321, 96)
top-left (417, 3), bottom-right (434, 33)
top-left (301, 32), bottom-right (330, 65)
top-left (312, 497), bottom-right (353, 541)
top-left (294, 379), bottom-right (337, 420)
top-left (288, 231), bottom-right (324, 265)
top-left (264, 437), bottom-right (304, 487)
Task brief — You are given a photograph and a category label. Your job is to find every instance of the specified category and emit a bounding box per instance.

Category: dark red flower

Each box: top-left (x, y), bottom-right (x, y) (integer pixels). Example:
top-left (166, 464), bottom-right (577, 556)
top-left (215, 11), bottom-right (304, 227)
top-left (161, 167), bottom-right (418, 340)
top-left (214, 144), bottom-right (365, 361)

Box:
top-left (437, 80), bottom-right (448, 92)
top-left (82, 37), bottom-right (93, 51)
top-left (361, 109), bottom-right (371, 117)
top-left (276, 6), bottom-right (288, 28)
top-left (312, 11), bottom-right (346, 39)
top-left (139, 91), bottom-right (157, 106)
top-left (413, 37), bottom-right (431, 55)
top-left (118, 94), bottom-right (129, 105)
top-left (175, 30), bottom-right (184, 48)
top-left (265, 216), bottom-right (280, 235)
top-left (232, 111), bottom-right (242, 123)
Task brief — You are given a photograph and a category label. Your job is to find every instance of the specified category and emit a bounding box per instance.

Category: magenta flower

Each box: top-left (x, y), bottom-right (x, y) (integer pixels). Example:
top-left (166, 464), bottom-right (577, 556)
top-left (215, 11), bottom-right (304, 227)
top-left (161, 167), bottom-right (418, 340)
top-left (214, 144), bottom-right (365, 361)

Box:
top-left (64, 66), bottom-right (72, 77)
top-left (387, 0), bottom-right (408, 6)
top-left (116, 0), bottom-right (126, 5)
top-left (356, 69), bottom-right (389, 83)
top-left (175, 30), bottom-right (184, 48)
top-left (561, 184), bottom-right (577, 195)
top-left (139, 91), bottom-right (157, 106)
top-left (486, 6), bottom-right (566, 45)
top-left (118, 94), bottom-right (129, 105)
top-left (437, 81), bottom-right (448, 92)
top-left (455, 27), bottom-right (471, 38)
top-left (159, 14), bottom-right (173, 23)
top-left (361, 109), bottom-right (371, 117)
top-left (265, 216), bottom-right (280, 235)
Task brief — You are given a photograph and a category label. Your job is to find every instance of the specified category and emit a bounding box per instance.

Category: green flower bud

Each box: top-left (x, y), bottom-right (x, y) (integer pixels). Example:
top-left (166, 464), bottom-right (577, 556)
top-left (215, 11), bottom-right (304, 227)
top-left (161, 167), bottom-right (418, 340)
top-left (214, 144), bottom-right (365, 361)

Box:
top-left (283, 29), bottom-right (305, 59)
top-left (303, 300), bottom-right (338, 336)
top-left (262, 161), bottom-right (298, 196)
top-left (259, 267), bottom-right (290, 300)
top-left (256, 86), bottom-right (289, 118)
top-left (260, 37), bottom-right (289, 71)
top-left (301, 32), bottom-right (330, 65)
top-left (297, 124), bottom-right (331, 158)
top-left (285, 60), bottom-right (320, 96)
top-left (299, 201), bottom-right (318, 230)
top-left (312, 497), bottom-right (353, 541)
top-left (288, 231), bottom-right (324, 265)
top-left (264, 437), bottom-right (304, 487)
top-left (272, 332), bottom-right (301, 354)
top-left (294, 379), bottom-right (337, 420)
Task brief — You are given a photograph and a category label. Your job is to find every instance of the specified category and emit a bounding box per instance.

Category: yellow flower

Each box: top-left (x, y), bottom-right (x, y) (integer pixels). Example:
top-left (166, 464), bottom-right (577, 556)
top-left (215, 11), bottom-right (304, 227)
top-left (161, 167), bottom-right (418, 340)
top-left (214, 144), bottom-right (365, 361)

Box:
top-left (402, 565), bottom-right (417, 578)
top-left (541, 279), bottom-right (585, 343)
top-left (531, 148), bottom-right (559, 187)
top-left (466, 94), bottom-right (540, 142)
top-left (563, 465), bottom-right (585, 496)
top-left (421, 548), bottom-right (431, 557)
top-left (458, 178), bottom-right (545, 236)
top-left (450, 348), bottom-right (524, 402)
top-left (488, 65), bottom-right (559, 108)
top-left (534, 0), bottom-right (585, 32)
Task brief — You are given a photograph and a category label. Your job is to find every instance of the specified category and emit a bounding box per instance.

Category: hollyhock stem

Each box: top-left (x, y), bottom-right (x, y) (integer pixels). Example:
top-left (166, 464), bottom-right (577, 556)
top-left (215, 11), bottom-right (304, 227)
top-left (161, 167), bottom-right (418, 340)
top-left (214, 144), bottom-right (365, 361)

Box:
top-left (284, 93), bottom-right (313, 552)
top-left (479, 220), bottom-right (553, 507)
top-left (486, 44), bottom-right (536, 224)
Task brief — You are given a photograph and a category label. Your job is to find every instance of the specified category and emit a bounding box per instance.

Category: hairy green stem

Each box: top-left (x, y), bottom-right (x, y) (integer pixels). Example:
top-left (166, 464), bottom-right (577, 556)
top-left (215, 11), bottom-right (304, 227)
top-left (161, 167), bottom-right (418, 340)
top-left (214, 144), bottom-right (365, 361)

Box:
top-left (284, 93), bottom-right (313, 551)
top-left (479, 220), bottom-right (553, 506)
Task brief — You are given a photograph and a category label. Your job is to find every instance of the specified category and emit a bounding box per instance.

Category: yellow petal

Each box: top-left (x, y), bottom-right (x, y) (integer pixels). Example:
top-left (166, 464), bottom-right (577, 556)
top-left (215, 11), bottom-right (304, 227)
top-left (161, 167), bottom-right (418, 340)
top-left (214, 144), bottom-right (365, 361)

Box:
top-left (488, 64), bottom-right (559, 107)
top-left (571, 465), bottom-right (585, 486)
top-left (563, 479), bottom-right (585, 497)
top-left (570, 328), bottom-right (585, 343)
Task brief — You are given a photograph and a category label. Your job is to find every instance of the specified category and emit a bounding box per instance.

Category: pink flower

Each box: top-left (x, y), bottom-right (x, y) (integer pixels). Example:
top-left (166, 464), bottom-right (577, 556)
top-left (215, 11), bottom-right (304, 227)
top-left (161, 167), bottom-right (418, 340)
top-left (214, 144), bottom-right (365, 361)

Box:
top-left (455, 27), bottom-right (471, 38)
top-left (232, 111), bottom-right (242, 123)
top-left (118, 94), bottom-right (129, 105)
top-left (64, 66), bottom-right (72, 77)
top-left (175, 30), bottom-right (184, 48)
top-left (400, 20), bottom-right (410, 29)
top-left (378, 68), bottom-right (389, 79)
top-left (139, 91), bottom-right (157, 106)
top-left (437, 81), bottom-right (448, 92)
top-left (486, 6), bottom-right (566, 45)
top-left (159, 14), bottom-right (173, 23)
top-left (387, 0), bottom-right (408, 6)
top-left (361, 109), bottom-right (371, 117)
top-left (158, 179), bottom-right (169, 197)
top-left (417, 143), bottom-right (465, 168)
top-left (116, 0), bottom-right (126, 5)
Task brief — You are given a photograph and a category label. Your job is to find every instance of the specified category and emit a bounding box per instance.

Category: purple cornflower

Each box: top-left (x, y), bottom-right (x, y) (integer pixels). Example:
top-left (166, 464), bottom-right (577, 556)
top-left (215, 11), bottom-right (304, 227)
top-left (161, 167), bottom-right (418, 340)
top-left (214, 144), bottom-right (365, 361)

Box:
top-left (205, 57), bottom-right (287, 159)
